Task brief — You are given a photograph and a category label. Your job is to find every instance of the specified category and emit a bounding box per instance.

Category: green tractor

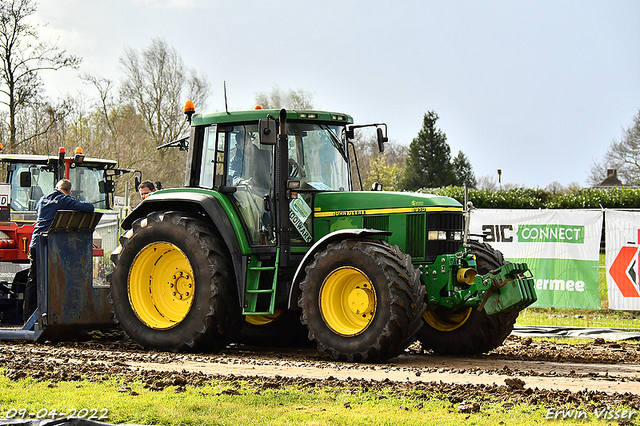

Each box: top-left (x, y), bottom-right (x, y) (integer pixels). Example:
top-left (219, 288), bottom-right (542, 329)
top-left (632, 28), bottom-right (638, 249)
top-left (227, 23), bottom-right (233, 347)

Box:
top-left (109, 105), bottom-right (536, 362)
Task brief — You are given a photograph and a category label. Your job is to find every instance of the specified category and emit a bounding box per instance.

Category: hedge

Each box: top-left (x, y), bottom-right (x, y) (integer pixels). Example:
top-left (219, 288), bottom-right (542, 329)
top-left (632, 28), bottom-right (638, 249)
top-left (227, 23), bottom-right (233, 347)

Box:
top-left (417, 186), bottom-right (640, 209)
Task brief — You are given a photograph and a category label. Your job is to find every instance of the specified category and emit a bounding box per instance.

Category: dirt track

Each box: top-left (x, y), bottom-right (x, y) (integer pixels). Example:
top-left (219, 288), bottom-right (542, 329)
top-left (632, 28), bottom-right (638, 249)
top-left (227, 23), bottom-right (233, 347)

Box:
top-left (1, 334), bottom-right (639, 411)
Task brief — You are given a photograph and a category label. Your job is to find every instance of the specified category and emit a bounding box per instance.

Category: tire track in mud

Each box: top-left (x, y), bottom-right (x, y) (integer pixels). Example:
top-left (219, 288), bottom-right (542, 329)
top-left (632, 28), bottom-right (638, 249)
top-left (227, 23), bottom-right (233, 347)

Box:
top-left (0, 335), bottom-right (639, 410)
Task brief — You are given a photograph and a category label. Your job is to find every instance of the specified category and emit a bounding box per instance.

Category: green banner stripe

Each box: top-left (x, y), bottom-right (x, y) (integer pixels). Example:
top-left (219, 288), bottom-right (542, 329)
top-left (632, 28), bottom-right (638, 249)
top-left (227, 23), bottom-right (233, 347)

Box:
top-left (508, 257), bottom-right (600, 310)
top-left (516, 224), bottom-right (585, 244)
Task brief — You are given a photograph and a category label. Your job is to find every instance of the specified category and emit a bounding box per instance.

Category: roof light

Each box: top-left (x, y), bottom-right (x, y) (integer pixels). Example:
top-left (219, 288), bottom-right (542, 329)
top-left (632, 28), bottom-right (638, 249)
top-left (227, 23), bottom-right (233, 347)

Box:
top-left (59, 147), bottom-right (66, 154)
top-left (184, 100), bottom-right (195, 124)
top-left (74, 146), bottom-right (85, 163)
top-left (255, 105), bottom-right (263, 110)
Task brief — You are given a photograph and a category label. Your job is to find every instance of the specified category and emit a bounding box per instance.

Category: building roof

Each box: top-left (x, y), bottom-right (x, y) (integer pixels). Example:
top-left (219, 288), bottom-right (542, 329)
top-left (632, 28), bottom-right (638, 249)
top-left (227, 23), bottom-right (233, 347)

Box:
top-left (595, 169), bottom-right (623, 187)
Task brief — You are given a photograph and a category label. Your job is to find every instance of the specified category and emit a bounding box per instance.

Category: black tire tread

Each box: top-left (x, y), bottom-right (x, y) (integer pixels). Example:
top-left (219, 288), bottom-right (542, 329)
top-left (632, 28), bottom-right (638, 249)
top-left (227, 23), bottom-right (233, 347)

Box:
top-left (108, 211), bottom-right (242, 352)
top-left (299, 239), bottom-right (425, 362)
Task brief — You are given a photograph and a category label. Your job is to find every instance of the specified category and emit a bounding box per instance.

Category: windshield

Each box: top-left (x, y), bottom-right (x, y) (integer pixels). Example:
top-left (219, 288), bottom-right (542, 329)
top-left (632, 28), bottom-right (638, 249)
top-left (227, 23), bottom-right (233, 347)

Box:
top-left (69, 167), bottom-right (107, 209)
top-left (8, 164), bottom-right (107, 211)
top-left (9, 164), bottom-right (54, 211)
top-left (287, 123), bottom-right (350, 191)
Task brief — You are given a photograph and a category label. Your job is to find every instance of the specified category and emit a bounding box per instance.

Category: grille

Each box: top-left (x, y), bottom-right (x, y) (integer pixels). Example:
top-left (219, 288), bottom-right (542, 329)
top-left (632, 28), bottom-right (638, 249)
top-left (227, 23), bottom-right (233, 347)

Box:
top-left (425, 212), bottom-right (464, 261)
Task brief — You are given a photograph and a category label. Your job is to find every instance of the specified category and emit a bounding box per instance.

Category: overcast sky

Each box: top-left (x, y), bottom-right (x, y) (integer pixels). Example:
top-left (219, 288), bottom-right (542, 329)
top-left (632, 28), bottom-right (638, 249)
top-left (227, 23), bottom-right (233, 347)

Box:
top-left (32, 0), bottom-right (640, 188)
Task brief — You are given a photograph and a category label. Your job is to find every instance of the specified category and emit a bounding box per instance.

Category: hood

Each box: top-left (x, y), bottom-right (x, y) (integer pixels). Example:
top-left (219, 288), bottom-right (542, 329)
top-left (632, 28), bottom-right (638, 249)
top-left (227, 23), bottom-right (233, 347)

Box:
top-left (313, 191), bottom-right (462, 218)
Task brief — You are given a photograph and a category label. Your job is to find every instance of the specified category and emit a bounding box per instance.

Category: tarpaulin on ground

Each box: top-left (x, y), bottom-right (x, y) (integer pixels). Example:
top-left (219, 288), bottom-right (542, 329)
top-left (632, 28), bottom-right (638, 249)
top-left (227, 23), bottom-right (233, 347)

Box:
top-left (468, 209), bottom-right (603, 309)
top-left (605, 210), bottom-right (640, 311)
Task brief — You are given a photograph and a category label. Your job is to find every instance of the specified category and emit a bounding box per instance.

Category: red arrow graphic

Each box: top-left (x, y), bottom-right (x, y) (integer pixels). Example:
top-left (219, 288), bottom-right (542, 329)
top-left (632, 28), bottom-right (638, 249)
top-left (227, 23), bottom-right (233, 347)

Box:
top-left (609, 246), bottom-right (640, 298)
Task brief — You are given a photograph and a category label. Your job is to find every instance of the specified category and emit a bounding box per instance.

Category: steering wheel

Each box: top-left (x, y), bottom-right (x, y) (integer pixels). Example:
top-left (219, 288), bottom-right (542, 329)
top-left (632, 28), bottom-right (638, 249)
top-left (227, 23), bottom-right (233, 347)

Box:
top-left (288, 158), bottom-right (301, 178)
top-left (11, 200), bottom-right (26, 211)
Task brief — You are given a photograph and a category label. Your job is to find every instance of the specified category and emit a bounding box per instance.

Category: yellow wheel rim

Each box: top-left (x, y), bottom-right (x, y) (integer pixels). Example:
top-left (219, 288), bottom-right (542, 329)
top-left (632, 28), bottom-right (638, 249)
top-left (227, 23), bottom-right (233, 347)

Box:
top-left (128, 242), bottom-right (195, 330)
top-left (319, 266), bottom-right (376, 337)
top-left (245, 309), bottom-right (283, 326)
top-left (423, 307), bottom-right (472, 332)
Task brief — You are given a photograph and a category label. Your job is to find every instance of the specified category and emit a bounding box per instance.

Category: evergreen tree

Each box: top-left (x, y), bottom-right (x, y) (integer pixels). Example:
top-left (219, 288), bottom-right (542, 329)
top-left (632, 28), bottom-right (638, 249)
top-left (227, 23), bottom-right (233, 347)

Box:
top-left (452, 150), bottom-right (477, 188)
top-left (403, 111), bottom-right (455, 190)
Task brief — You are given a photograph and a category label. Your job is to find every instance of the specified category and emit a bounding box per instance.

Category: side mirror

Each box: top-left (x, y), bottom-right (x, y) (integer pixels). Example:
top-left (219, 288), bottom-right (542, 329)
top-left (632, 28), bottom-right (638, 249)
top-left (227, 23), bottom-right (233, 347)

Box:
top-left (259, 117), bottom-right (277, 145)
top-left (102, 181), bottom-right (115, 193)
top-left (346, 127), bottom-right (355, 140)
top-left (19, 171), bottom-right (31, 188)
top-left (376, 127), bottom-right (388, 153)
top-left (134, 174), bottom-right (141, 192)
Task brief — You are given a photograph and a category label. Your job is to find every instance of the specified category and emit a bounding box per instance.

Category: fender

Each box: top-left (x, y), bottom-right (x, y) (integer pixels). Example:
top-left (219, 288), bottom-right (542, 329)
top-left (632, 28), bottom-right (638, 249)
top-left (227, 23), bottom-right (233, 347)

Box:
top-left (121, 192), bottom-right (246, 297)
top-left (287, 228), bottom-right (393, 309)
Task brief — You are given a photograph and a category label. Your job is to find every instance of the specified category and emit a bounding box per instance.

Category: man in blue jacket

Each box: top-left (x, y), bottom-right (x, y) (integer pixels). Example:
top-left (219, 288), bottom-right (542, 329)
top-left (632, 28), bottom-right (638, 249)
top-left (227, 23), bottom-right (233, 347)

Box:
top-left (23, 179), bottom-right (95, 321)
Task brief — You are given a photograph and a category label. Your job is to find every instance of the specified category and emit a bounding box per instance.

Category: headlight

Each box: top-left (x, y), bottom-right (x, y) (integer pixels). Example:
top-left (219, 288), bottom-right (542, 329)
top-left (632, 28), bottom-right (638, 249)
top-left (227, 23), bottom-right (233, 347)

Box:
top-left (428, 231), bottom-right (448, 240)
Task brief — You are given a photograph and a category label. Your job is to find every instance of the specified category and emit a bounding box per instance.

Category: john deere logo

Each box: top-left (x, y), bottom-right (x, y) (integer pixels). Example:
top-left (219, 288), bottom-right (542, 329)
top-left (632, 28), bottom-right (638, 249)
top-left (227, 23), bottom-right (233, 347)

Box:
top-left (516, 224), bottom-right (584, 244)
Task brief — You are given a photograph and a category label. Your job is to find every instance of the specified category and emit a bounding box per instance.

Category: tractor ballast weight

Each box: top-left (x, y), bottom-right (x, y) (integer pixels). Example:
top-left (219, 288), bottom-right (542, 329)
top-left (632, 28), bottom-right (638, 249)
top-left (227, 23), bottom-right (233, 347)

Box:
top-left (110, 105), bottom-right (536, 362)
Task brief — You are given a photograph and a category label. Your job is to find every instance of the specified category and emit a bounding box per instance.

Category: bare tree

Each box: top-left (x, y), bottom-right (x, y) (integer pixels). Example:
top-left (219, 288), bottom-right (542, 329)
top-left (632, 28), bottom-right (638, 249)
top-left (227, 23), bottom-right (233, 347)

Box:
top-left (255, 86), bottom-right (315, 109)
top-left (118, 38), bottom-right (210, 188)
top-left (81, 75), bottom-right (121, 161)
top-left (12, 93), bottom-right (74, 155)
top-left (0, 0), bottom-right (81, 152)
top-left (588, 109), bottom-right (640, 185)
top-left (477, 175), bottom-right (497, 190)
top-left (119, 38), bottom-right (210, 149)
top-left (349, 131), bottom-right (407, 191)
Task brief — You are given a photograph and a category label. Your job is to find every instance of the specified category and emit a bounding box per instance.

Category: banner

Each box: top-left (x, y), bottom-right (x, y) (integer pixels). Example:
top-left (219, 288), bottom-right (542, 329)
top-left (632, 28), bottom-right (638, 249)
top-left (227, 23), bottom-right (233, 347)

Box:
top-left (468, 209), bottom-right (603, 309)
top-left (605, 210), bottom-right (640, 310)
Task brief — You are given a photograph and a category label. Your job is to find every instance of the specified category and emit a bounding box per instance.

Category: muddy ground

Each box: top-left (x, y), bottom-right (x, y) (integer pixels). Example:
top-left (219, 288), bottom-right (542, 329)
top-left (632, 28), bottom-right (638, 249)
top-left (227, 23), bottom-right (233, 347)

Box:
top-left (1, 333), bottom-right (639, 417)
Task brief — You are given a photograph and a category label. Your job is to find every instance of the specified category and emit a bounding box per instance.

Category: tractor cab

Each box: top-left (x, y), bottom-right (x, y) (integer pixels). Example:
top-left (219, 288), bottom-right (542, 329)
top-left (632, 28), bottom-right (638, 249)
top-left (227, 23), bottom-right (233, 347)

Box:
top-left (0, 151), bottom-right (124, 222)
top-left (185, 110), bottom-right (357, 247)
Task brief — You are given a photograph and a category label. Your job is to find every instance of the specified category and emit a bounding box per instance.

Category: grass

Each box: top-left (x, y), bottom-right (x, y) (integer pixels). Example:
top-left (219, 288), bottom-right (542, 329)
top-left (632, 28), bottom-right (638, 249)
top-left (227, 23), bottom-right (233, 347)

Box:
top-left (517, 254), bottom-right (640, 331)
top-left (0, 374), bottom-right (631, 426)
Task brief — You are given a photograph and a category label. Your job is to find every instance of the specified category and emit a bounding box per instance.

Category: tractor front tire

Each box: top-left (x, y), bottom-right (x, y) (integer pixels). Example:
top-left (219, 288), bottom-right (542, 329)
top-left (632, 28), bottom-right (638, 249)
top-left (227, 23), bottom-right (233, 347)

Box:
top-left (417, 240), bottom-right (519, 355)
top-left (109, 211), bottom-right (242, 352)
top-left (299, 240), bottom-right (425, 362)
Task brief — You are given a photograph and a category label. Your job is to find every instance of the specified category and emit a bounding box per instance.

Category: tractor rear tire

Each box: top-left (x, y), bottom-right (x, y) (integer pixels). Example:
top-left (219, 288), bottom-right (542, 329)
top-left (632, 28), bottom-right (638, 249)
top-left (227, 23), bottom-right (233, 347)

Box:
top-left (417, 240), bottom-right (519, 355)
top-left (299, 240), bottom-right (425, 362)
top-left (109, 211), bottom-right (242, 352)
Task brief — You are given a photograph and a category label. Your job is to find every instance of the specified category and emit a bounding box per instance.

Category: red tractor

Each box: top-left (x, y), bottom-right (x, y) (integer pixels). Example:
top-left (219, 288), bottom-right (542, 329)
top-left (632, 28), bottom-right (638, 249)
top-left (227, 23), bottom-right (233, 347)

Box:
top-left (0, 147), bottom-right (137, 339)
